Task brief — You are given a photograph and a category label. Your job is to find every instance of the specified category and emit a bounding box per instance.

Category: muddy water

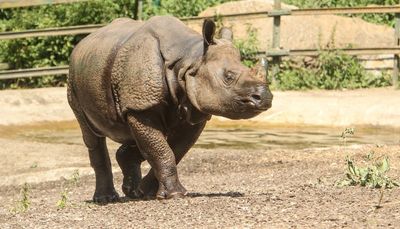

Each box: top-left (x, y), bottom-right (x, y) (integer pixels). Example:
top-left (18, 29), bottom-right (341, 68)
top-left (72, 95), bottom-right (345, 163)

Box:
top-left (1, 120), bottom-right (399, 186)
top-left (1, 120), bottom-right (399, 150)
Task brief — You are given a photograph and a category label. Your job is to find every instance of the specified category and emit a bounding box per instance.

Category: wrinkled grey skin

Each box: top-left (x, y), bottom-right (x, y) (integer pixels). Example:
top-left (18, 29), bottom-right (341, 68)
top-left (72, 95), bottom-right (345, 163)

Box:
top-left (67, 16), bottom-right (273, 203)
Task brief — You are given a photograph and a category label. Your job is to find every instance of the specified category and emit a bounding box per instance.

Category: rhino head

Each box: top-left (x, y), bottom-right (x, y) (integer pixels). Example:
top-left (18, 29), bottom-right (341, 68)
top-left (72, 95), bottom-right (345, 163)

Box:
top-left (184, 19), bottom-right (273, 120)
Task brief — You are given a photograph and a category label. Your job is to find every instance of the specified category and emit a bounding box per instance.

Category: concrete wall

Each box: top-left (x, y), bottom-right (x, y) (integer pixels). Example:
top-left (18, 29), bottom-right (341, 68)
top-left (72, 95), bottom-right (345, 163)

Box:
top-left (1, 87), bottom-right (399, 127)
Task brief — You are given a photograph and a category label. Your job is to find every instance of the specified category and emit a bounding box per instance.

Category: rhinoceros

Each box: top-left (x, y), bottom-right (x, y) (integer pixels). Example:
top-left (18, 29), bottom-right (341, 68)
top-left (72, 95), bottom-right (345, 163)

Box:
top-left (67, 16), bottom-right (273, 203)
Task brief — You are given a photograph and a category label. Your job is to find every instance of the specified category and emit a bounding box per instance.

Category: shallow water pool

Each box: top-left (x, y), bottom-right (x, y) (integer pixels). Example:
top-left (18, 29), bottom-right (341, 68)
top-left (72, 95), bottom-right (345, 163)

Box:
top-left (1, 120), bottom-right (399, 150)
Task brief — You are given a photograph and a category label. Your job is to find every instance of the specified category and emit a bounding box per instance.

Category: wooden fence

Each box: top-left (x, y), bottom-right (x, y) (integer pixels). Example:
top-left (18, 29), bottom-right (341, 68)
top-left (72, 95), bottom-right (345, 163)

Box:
top-left (0, 0), bottom-right (399, 86)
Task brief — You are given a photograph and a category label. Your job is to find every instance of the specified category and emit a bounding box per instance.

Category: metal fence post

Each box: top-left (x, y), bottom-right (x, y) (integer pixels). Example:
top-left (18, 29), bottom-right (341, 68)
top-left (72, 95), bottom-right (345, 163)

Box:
top-left (271, 0), bottom-right (282, 83)
top-left (393, 13), bottom-right (400, 88)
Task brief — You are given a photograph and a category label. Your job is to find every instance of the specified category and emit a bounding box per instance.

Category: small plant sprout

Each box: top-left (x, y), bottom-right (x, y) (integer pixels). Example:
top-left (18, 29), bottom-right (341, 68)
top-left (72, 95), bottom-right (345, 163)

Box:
top-left (70, 169), bottom-right (80, 186)
top-left (56, 170), bottom-right (80, 209)
top-left (337, 154), bottom-right (399, 189)
top-left (376, 188), bottom-right (385, 209)
top-left (341, 127), bottom-right (355, 147)
top-left (30, 162), bottom-right (38, 169)
top-left (57, 188), bottom-right (68, 210)
top-left (11, 182), bottom-right (31, 213)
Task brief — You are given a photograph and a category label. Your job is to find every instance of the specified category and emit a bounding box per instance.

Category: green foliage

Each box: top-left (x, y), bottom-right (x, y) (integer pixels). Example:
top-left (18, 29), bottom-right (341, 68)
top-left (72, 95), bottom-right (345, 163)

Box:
top-left (57, 188), bottom-right (68, 210)
top-left (70, 169), bottom-right (80, 186)
top-left (0, 0), bottom-right (121, 89)
top-left (273, 50), bottom-right (392, 90)
top-left (282, 0), bottom-right (397, 26)
top-left (272, 61), bottom-right (316, 90)
top-left (144, 0), bottom-right (232, 18)
top-left (0, 0), bottom-right (231, 89)
top-left (234, 25), bottom-right (260, 68)
top-left (11, 183), bottom-right (31, 214)
top-left (56, 170), bottom-right (80, 210)
top-left (337, 129), bottom-right (399, 189)
top-left (338, 154), bottom-right (399, 189)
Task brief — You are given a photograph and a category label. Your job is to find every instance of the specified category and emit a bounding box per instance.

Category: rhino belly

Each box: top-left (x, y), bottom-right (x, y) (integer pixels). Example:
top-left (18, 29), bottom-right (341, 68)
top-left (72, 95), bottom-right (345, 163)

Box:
top-left (84, 109), bottom-right (134, 144)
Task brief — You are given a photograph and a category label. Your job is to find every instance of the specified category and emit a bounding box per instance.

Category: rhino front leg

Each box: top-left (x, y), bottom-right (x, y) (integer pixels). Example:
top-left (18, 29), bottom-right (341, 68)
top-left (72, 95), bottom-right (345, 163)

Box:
top-left (139, 121), bottom-right (207, 199)
top-left (116, 144), bottom-right (144, 198)
top-left (127, 113), bottom-right (185, 199)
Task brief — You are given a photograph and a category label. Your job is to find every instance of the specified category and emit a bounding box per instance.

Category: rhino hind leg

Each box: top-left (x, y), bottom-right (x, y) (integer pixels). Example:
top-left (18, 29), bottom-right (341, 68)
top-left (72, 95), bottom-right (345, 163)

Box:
top-left (116, 144), bottom-right (144, 199)
top-left (86, 137), bottom-right (119, 204)
top-left (68, 88), bottom-right (119, 204)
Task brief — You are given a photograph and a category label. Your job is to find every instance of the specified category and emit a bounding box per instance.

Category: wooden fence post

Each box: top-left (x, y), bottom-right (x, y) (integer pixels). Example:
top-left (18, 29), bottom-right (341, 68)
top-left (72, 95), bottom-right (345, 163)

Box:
top-left (271, 0), bottom-right (282, 83)
top-left (134, 0), bottom-right (143, 20)
top-left (393, 13), bottom-right (400, 88)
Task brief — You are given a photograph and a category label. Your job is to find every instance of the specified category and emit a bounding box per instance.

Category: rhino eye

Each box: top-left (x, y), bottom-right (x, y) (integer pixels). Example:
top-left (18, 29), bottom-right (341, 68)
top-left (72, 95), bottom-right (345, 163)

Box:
top-left (223, 71), bottom-right (236, 85)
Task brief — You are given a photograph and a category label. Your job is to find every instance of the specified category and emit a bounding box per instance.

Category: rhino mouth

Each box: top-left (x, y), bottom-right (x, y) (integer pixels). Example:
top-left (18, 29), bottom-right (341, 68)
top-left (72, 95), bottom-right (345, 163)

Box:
top-left (222, 98), bottom-right (271, 120)
top-left (237, 97), bottom-right (272, 111)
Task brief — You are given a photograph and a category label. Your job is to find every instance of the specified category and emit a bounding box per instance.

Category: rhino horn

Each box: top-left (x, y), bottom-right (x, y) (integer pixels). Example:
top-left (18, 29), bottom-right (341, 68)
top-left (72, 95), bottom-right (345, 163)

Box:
top-left (202, 19), bottom-right (216, 54)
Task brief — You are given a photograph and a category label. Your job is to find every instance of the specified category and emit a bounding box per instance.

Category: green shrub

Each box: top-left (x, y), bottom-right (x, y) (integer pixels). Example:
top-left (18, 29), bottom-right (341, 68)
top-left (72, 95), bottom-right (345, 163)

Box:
top-left (0, 0), bottom-right (120, 89)
top-left (273, 50), bottom-right (392, 90)
top-left (234, 25), bottom-right (259, 68)
top-left (272, 61), bottom-right (317, 90)
top-left (144, 0), bottom-right (232, 18)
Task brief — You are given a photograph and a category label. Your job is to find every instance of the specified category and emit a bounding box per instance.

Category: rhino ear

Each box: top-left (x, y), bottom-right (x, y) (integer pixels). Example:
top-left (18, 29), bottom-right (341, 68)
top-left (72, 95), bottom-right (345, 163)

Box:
top-left (219, 27), bottom-right (233, 41)
top-left (202, 19), bottom-right (216, 54)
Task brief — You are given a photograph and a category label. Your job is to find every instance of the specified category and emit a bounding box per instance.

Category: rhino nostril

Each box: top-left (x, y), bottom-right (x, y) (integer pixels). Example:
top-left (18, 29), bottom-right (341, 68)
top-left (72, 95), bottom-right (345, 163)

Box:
top-left (251, 94), bottom-right (261, 102)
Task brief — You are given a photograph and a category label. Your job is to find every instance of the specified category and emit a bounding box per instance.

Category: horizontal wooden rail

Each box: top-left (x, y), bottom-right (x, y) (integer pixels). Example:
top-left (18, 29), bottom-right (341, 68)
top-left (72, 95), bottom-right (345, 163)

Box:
top-left (181, 5), bottom-right (400, 21)
top-left (0, 0), bottom-right (87, 9)
top-left (265, 47), bottom-right (400, 57)
top-left (0, 24), bottom-right (104, 40)
top-left (0, 66), bottom-right (69, 80)
top-left (291, 5), bottom-right (400, 15)
top-left (1, 47), bottom-right (398, 80)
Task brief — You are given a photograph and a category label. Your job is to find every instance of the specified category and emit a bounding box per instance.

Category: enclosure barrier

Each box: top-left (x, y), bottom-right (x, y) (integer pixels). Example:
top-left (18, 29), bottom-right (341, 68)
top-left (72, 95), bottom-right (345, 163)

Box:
top-left (0, 0), bottom-right (87, 9)
top-left (0, 0), bottom-right (399, 86)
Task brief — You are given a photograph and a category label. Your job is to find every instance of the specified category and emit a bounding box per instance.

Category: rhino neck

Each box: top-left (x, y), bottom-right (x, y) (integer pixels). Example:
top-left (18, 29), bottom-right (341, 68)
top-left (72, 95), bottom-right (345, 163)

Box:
top-left (164, 40), bottom-right (211, 125)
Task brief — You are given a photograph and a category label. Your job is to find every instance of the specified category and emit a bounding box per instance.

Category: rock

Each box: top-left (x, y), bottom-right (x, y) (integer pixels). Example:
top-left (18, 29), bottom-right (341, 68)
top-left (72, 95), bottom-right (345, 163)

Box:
top-left (186, 0), bottom-right (394, 51)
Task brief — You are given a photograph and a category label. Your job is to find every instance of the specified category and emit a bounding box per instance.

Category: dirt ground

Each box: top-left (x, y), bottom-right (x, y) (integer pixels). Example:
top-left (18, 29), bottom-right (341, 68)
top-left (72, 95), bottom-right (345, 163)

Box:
top-left (0, 131), bottom-right (399, 228)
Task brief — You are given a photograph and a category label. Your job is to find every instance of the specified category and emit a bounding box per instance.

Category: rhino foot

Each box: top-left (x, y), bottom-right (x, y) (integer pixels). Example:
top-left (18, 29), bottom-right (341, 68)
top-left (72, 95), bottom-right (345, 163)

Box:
top-left (122, 183), bottom-right (141, 199)
top-left (156, 180), bottom-right (187, 200)
top-left (138, 173), bottom-right (159, 200)
top-left (93, 189), bottom-right (120, 204)
top-left (138, 169), bottom-right (188, 200)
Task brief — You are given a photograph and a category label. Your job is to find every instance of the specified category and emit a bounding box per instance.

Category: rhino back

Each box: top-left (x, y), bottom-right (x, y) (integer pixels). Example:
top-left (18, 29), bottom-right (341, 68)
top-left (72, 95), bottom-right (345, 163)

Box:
top-left (111, 16), bottom-right (204, 116)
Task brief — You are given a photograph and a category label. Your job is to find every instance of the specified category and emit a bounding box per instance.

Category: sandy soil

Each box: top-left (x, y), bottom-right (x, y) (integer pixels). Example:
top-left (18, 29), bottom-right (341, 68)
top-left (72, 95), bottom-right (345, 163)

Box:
top-left (0, 135), bottom-right (399, 228)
